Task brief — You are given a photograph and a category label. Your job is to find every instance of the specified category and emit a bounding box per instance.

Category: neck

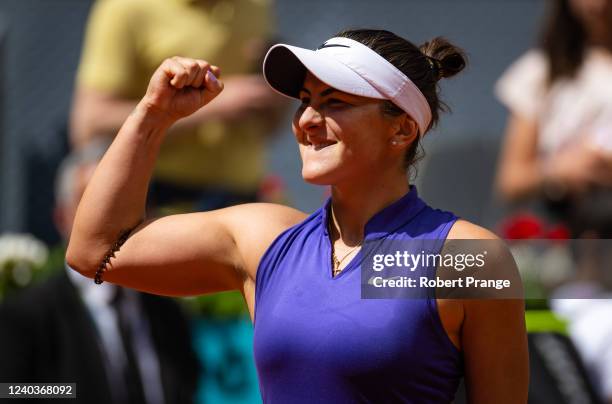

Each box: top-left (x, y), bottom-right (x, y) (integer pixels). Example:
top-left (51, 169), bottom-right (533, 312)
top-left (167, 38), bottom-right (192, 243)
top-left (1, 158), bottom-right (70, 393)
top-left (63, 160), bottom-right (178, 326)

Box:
top-left (329, 169), bottom-right (409, 246)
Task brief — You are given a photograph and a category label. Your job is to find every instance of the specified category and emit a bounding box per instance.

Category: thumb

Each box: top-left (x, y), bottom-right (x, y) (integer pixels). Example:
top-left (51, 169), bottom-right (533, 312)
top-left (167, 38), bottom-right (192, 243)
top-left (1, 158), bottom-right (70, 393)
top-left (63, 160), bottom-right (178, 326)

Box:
top-left (199, 70), bottom-right (223, 104)
top-left (204, 70), bottom-right (223, 93)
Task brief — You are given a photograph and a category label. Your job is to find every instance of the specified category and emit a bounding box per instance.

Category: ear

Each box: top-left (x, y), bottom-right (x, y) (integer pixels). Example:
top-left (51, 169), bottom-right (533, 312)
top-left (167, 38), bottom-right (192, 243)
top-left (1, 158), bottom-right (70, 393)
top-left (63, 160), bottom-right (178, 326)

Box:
top-left (389, 115), bottom-right (419, 149)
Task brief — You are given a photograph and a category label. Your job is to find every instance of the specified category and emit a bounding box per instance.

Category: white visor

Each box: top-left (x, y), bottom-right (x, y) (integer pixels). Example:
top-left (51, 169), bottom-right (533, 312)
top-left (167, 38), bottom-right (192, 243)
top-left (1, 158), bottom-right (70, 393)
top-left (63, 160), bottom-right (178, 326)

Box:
top-left (262, 36), bottom-right (432, 135)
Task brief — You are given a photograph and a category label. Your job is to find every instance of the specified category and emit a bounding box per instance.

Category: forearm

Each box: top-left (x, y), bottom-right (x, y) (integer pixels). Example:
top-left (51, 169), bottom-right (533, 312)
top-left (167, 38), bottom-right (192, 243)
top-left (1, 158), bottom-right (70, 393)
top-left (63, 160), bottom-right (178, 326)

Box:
top-left (70, 90), bottom-right (139, 149)
top-left (66, 101), bottom-right (172, 274)
top-left (496, 161), bottom-right (545, 202)
top-left (70, 89), bottom-right (221, 145)
top-left (495, 114), bottom-right (545, 203)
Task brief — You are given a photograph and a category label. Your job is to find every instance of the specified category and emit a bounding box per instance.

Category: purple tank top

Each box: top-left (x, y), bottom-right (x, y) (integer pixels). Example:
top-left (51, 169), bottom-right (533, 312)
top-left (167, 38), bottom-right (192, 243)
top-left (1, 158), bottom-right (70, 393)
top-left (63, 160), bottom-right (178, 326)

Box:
top-left (253, 187), bottom-right (463, 403)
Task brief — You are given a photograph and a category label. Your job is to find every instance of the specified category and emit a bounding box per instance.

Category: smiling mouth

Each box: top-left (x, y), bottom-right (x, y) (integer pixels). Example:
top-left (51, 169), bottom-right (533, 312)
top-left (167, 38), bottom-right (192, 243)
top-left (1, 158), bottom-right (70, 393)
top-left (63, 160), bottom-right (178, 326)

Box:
top-left (312, 141), bottom-right (337, 151)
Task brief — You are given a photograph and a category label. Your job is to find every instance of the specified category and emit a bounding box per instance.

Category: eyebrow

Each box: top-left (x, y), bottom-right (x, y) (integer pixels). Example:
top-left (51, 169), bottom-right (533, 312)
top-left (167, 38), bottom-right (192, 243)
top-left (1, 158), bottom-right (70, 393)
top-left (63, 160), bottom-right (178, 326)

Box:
top-left (298, 88), bottom-right (338, 97)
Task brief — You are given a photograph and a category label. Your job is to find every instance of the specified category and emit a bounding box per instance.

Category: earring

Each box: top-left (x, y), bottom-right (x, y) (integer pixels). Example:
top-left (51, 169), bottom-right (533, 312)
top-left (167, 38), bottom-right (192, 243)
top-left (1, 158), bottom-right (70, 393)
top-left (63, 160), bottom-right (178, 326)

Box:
top-left (391, 140), bottom-right (398, 145)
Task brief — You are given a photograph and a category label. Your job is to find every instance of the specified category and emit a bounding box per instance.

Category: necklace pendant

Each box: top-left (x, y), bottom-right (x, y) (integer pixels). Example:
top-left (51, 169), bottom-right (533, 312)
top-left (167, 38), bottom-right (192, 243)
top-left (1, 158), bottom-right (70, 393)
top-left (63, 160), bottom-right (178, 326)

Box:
top-left (332, 258), bottom-right (340, 276)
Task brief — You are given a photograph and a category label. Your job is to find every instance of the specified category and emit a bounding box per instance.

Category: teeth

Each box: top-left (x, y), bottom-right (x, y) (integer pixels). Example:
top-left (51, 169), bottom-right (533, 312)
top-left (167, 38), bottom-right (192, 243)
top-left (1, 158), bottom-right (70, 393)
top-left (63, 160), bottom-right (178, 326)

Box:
top-left (313, 142), bottom-right (335, 151)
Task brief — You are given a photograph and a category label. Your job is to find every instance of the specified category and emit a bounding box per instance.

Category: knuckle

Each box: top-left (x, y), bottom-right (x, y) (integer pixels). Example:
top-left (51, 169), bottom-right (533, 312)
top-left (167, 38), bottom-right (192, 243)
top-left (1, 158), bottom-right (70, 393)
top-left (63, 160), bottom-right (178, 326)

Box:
top-left (187, 62), bottom-right (199, 73)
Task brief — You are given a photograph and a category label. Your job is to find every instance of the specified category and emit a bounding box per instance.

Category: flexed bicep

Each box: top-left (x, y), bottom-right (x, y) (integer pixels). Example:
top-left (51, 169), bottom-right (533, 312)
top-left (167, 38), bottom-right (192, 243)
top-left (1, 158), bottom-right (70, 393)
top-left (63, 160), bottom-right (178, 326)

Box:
top-left (69, 203), bottom-right (306, 298)
top-left (73, 211), bottom-right (241, 296)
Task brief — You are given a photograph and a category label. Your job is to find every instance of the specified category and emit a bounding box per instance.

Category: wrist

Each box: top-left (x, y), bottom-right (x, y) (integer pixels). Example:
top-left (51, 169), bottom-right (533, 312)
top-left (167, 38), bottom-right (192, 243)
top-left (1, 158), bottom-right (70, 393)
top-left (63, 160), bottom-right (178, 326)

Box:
top-left (135, 99), bottom-right (176, 130)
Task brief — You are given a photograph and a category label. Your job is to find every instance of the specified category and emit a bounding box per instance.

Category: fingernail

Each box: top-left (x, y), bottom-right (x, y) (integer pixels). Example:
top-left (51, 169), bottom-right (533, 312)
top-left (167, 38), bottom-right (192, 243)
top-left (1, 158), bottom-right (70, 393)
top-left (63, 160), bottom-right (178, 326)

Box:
top-left (206, 70), bottom-right (221, 90)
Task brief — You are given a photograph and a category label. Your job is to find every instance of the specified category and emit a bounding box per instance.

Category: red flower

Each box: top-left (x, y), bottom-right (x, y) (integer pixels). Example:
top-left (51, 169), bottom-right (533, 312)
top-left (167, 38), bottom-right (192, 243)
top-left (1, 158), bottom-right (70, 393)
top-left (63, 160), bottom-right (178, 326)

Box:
top-left (499, 213), bottom-right (544, 239)
top-left (545, 224), bottom-right (570, 242)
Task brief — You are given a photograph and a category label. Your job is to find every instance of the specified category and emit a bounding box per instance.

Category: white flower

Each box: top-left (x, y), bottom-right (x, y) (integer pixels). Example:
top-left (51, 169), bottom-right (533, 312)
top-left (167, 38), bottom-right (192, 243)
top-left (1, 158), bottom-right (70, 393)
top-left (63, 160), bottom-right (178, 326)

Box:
top-left (0, 233), bottom-right (49, 272)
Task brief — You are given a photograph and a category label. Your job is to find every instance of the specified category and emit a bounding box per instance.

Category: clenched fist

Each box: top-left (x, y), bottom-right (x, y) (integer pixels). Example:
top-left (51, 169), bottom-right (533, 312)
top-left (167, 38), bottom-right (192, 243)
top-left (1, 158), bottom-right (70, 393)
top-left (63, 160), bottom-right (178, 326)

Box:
top-left (142, 56), bottom-right (223, 123)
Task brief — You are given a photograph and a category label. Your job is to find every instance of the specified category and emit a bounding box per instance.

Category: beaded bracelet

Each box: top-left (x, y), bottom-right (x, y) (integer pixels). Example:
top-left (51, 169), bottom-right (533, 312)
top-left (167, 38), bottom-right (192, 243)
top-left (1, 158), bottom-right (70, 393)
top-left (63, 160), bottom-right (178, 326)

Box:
top-left (93, 229), bottom-right (133, 284)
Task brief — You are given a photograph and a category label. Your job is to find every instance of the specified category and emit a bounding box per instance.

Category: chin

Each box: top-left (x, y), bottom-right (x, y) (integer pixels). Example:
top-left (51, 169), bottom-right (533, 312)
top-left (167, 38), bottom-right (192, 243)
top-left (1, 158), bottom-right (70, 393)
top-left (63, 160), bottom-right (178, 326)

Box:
top-left (301, 165), bottom-right (338, 186)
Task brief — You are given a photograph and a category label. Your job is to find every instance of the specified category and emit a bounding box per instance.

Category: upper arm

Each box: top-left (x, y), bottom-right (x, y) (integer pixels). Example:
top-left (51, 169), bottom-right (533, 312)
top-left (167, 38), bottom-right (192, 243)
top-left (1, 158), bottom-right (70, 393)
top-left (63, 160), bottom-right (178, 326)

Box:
top-left (499, 113), bottom-right (539, 166)
top-left (494, 50), bottom-right (546, 202)
top-left (462, 298), bottom-right (528, 403)
top-left (495, 113), bottom-right (541, 200)
top-left (446, 220), bottom-right (529, 403)
top-left (67, 203), bottom-right (306, 297)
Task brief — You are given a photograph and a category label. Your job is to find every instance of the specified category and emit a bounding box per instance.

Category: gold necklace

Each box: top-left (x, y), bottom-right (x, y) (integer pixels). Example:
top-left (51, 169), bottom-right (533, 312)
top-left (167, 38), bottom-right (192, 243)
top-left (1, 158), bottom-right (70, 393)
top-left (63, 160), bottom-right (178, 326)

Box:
top-left (328, 210), bottom-right (362, 277)
top-left (331, 245), bottom-right (362, 277)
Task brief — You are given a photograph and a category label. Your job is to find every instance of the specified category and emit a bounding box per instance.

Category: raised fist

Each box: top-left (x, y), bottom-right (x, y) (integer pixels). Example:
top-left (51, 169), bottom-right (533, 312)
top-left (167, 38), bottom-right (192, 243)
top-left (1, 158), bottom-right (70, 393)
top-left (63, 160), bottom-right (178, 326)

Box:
top-left (142, 56), bottom-right (223, 122)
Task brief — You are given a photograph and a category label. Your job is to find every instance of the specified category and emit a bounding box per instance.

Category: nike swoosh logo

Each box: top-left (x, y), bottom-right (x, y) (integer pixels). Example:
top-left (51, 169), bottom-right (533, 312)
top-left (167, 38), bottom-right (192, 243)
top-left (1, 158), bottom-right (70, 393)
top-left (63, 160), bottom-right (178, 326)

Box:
top-left (317, 43), bottom-right (350, 50)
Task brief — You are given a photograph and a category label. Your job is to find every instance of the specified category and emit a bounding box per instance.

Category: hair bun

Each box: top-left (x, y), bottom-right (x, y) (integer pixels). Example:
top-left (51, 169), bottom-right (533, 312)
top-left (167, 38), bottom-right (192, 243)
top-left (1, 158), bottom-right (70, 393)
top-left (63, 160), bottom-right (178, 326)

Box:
top-left (419, 37), bottom-right (467, 80)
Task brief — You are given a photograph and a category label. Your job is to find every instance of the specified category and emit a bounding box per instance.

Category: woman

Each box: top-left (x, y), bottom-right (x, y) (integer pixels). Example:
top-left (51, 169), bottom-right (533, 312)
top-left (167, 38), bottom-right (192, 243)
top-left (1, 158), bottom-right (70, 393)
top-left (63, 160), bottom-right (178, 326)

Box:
top-left (496, 1), bottom-right (612, 401)
top-left (68, 29), bottom-right (528, 403)
top-left (495, 0), bottom-right (612, 235)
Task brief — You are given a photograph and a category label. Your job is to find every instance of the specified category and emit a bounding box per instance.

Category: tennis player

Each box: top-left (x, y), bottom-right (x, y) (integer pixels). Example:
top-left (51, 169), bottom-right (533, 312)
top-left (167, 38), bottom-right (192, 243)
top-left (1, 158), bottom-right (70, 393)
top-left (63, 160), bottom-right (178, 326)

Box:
top-left (68, 29), bottom-right (528, 403)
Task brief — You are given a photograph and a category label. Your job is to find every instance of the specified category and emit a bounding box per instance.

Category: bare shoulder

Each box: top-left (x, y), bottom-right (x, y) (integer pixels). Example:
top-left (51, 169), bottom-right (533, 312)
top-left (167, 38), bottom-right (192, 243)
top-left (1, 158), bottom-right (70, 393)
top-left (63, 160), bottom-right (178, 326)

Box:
top-left (446, 219), bottom-right (518, 285)
top-left (221, 203), bottom-right (308, 279)
top-left (446, 219), bottom-right (515, 274)
top-left (222, 202), bottom-right (307, 233)
top-left (447, 219), bottom-right (499, 240)
top-left (440, 219), bottom-right (524, 341)
top-left (436, 220), bottom-right (506, 351)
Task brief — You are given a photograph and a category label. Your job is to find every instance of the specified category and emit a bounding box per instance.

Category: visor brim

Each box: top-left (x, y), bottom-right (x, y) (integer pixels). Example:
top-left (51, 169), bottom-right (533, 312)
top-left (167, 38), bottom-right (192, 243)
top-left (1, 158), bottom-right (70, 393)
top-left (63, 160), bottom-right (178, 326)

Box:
top-left (263, 44), bottom-right (385, 100)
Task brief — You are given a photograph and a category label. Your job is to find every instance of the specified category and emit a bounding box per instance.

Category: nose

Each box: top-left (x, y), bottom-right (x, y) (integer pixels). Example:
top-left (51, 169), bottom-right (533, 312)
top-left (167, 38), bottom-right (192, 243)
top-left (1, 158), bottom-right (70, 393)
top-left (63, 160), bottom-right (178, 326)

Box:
top-left (298, 105), bottom-right (324, 133)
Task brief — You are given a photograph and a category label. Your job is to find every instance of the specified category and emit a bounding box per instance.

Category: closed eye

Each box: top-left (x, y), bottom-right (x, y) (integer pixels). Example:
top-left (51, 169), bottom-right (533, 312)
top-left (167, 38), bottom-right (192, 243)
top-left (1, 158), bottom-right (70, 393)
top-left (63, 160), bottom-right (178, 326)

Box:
top-left (325, 98), bottom-right (352, 108)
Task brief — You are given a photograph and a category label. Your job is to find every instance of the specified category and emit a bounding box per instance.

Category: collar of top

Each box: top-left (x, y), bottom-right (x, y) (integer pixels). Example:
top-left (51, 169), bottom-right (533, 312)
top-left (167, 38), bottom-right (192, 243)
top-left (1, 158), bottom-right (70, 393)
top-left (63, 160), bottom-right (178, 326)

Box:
top-left (321, 186), bottom-right (426, 241)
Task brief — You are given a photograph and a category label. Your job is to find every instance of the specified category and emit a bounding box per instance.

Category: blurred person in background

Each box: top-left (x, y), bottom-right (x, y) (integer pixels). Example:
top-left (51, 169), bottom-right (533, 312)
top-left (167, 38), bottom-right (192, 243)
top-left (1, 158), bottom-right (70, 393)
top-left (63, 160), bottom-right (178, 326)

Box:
top-left (70, 0), bottom-right (285, 214)
top-left (0, 141), bottom-right (200, 404)
top-left (495, 0), bottom-right (612, 402)
top-left (495, 0), bottom-right (612, 235)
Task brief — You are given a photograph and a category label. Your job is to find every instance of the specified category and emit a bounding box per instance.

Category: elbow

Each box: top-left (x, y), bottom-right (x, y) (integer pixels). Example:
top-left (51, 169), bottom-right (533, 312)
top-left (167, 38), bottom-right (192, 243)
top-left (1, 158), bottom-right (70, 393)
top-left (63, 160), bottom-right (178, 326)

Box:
top-left (495, 153), bottom-right (542, 204)
top-left (65, 242), bottom-right (97, 279)
top-left (494, 171), bottom-right (532, 204)
top-left (495, 179), bottom-right (520, 203)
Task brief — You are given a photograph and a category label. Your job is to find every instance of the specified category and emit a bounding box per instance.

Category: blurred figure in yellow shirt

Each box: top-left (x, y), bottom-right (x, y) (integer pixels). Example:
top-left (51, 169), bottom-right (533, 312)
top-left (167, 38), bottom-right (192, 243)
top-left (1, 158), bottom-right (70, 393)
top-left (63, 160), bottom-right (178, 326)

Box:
top-left (71, 0), bottom-right (285, 213)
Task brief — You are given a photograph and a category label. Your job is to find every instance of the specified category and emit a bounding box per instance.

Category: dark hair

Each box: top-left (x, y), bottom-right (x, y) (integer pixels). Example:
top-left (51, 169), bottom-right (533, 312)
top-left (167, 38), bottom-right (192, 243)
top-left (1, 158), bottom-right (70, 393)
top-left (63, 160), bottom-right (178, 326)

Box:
top-left (539, 0), bottom-right (587, 85)
top-left (335, 29), bottom-right (467, 170)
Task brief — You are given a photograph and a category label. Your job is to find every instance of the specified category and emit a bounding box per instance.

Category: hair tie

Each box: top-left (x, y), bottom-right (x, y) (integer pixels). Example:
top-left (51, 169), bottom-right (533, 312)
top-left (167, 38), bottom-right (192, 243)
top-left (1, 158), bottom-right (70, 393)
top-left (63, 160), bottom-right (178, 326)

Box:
top-left (426, 56), bottom-right (443, 80)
